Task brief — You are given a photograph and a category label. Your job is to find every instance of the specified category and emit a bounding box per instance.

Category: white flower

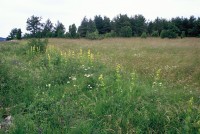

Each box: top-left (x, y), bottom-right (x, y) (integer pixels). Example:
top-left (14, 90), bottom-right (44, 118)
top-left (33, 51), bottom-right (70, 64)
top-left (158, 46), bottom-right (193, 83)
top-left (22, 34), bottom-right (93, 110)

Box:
top-left (84, 74), bottom-right (93, 78)
top-left (71, 76), bottom-right (77, 81)
top-left (67, 81), bottom-right (70, 84)
top-left (159, 82), bottom-right (162, 86)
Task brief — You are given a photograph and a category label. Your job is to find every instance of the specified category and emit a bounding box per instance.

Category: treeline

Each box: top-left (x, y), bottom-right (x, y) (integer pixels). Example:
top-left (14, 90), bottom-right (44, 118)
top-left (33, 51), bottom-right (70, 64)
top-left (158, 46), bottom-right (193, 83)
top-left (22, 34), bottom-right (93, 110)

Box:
top-left (7, 14), bottom-right (200, 40)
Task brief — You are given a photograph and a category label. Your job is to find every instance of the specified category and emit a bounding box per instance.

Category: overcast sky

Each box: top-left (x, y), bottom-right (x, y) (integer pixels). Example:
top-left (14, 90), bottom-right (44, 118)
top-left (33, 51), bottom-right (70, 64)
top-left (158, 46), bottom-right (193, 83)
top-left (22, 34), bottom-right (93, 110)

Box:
top-left (1, 0), bottom-right (200, 37)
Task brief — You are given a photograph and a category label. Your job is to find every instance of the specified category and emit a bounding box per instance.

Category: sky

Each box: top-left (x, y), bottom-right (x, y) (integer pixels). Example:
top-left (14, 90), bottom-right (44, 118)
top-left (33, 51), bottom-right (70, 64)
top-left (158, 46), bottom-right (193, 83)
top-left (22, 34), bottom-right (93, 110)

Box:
top-left (0, 0), bottom-right (200, 37)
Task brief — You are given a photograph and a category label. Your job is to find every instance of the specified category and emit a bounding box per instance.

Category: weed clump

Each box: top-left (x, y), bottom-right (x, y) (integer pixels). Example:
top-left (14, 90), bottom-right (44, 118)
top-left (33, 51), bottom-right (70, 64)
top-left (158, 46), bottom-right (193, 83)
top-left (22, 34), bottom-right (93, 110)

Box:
top-left (28, 38), bottom-right (48, 53)
top-left (141, 32), bottom-right (147, 39)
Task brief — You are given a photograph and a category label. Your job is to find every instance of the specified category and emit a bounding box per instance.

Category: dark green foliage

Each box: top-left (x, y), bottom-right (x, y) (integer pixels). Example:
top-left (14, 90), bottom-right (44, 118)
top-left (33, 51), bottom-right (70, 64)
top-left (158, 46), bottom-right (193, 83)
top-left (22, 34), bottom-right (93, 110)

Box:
top-left (23, 33), bottom-right (31, 39)
top-left (151, 31), bottom-right (159, 37)
top-left (28, 38), bottom-right (48, 53)
top-left (42, 19), bottom-right (54, 38)
top-left (26, 15), bottom-right (43, 37)
top-left (69, 24), bottom-right (77, 38)
top-left (78, 17), bottom-right (89, 37)
top-left (94, 15), bottom-right (104, 34)
top-left (104, 30), bottom-right (116, 38)
top-left (6, 28), bottom-right (18, 40)
top-left (113, 14), bottom-right (131, 36)
top-left (20, 14), bottom-right (200, 39)
top-left (160, 30), bottom-right (177, 39)
top-left (54, 21), bottom-right (65, 38)
top-left (152, 17), bottom-right (169, 35)
top-left (16, 29), bottom-right (22, 40)
top-left (6, 28), bottom-right (22, 40)
top-left (130, 14), bottom-right (146, 36)
top-left (86, 30), bottom-right (99, 40)
top-left (160, 30), bottom-right (168, 38)
top-left (102, 16), bottom-right (111, 34)
top-left (147, 21), bottom-right (154, 35)
top-left (168, 23), bottom-right (180, 34)
top-left (120, 26), bottom-right (132, 37)
top-left (87, 19), bottom-right (96, 33)
top-left (181, 31), bottom-right (186, 38)
top-left (167, 31), bottom-right (178, 39)
top-left (94, 15), bottom-right (111, 34)
top-left (141, 32), bottom-right (147, 38)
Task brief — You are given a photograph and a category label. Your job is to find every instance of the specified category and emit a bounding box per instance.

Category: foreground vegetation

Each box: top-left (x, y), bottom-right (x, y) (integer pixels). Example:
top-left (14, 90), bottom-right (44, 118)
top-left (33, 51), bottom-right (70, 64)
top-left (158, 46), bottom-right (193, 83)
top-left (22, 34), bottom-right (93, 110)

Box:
top-left (0, 38), bottom-right (200, 133)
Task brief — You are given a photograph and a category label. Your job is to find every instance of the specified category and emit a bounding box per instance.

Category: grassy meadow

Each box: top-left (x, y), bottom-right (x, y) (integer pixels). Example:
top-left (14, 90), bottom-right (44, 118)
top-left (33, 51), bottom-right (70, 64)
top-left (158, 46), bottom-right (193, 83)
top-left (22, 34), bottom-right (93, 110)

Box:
top-left (0, 38), bottom-right (200, 133)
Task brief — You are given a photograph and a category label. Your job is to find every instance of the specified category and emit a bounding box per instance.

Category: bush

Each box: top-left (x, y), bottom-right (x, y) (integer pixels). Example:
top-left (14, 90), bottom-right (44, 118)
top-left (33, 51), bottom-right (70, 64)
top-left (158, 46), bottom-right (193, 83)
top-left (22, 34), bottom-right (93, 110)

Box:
top-left (104, 30), bottom-right (117, 38)
top-left (181, 31), bottom-right (186, 38)
top-left (120, 26), bottom-right (132, 37)
top-left (141, 32), bottom-right (147, 38)
top-left (160, 30), bottom-right (177, 39)
top-left (160, 30), bottom-right (168, 39)
top-left (151, 31), bottom-right (159, 37)
top-left (86, 30), bottom-right (99, 40)
top-left (28, 38), bottom-right (48, 53)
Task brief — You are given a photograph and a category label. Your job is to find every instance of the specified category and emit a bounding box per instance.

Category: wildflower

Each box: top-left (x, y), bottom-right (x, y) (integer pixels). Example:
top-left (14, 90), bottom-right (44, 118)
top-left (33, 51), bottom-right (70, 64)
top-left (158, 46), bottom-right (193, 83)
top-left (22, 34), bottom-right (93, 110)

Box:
top-left (116, 64), bottom-right (121, 74)
top-left (90, 53), bottom-right (94, 61)
top-left (71, 76), bottom-right (77, 81)
top-left (131, 72), bottom-right (137, 87)
top-left (68, 49), bottom-right (71, 57)
top-left (159, 82), bottom-right (162, 86)
top-left (116, 64), bottom-right (121, 81)
top-left (87, 84), bottom-right (93, 89)
top-left (72, 51), bottom-right (75, 57)
top-left (79, 49), bottom-right (83, 57)
top-left (67, 81), bottom-right (70, 84)
top-left (84, 74), bottom-right (93, 78)
top-left (98, 74), bottom-right (105, 87)
top-left (64, 52), bottom-right (67, 57)
top-left (88, 49), bottom-right (91, 59)
top-left (155, 69), bottom-right (161, 81)
top-left (46, 84), bottom-right (51, 88)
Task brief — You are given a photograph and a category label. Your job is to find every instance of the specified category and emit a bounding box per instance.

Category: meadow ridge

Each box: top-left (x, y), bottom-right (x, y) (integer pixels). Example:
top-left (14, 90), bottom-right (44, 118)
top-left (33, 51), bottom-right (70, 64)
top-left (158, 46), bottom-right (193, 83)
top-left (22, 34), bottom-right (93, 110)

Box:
top-left (0, 38), bottom-right (200, 133)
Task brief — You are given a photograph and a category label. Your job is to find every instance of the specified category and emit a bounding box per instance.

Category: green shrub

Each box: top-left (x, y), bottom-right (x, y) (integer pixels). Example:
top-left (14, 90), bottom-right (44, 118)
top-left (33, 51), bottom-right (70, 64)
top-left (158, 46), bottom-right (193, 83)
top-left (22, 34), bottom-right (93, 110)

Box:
top-left (181, 31), bottom-right (186, 38)
top-left (28, 38), bottom-right (48, 53)
top-left (160, 30), bottom-right (168, 39)
top-left (160, 30), bottom-right (177, 39)
top-left (168, 31), bottom-right (178, 39)
top-left (141, 32), bottom-right (147, 38)
top-left (86, 30), bottom-right (99, 40)
top-left (120, 26), bottom-right (132, 37)
top-left (104, 30), bottom-right (117, 38)
top-left (151, 31), bottom-right (159, 37)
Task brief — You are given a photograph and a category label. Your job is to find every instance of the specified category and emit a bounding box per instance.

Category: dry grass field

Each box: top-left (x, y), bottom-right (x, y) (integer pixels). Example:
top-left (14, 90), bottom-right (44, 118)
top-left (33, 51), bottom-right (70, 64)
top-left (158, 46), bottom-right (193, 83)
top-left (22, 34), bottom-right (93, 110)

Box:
top-left (50, 38), bottom-right (200, 90)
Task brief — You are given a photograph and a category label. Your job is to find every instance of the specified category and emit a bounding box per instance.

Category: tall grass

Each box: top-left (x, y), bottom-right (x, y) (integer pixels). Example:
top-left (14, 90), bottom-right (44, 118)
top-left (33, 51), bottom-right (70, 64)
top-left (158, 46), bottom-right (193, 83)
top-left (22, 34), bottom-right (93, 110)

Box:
top-left (0, 38), bottom-right (200, 133)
